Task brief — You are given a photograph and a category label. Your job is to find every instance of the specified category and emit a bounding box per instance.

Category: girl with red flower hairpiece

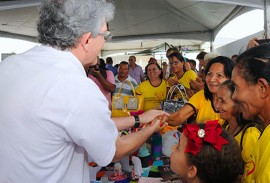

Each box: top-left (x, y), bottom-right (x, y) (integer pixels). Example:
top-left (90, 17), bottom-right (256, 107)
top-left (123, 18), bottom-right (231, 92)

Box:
top-left (170, 120), bottom-right (243, 183)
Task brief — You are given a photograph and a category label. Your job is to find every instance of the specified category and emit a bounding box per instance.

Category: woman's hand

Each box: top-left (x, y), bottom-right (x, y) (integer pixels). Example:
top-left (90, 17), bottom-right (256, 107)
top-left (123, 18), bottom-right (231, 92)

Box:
top-left (190, 77), bottom-right (204, 92)
top-left (247, 37), bottom-right (259, 50)
top-left (146, 117), bottom-right (168, 133)
top-left (167, 77), bottom-right (178, 85)
top-left (139, 109), bottom-right (169, 125)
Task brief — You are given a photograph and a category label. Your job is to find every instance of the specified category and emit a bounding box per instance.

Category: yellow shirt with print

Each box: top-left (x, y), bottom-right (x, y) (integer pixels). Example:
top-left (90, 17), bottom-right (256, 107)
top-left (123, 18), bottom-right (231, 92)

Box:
top-left (135, 80), bottom-right (169, 111)
top-left (241, 125), bottom-right (270, 183)
top-left (234, 126), bottom-right (261, 163)
top-left (188, 90), bottom-right (224, 125)
top-left (170, 70), bottom-right (197, 89)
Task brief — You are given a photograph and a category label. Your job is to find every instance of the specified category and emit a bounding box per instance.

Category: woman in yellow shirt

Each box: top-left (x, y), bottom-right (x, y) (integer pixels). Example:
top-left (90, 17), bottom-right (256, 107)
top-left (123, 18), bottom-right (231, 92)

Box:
top-left (167, 52), bottom-right (197, 90)
top-left (135, 63), bottom-right (169, 111)
top-left (216, 80), bottom-right (263, 164)
top-left (231, 43), bottom-right (270, 182)
top-left (162, 56), bottom-right (235, 126)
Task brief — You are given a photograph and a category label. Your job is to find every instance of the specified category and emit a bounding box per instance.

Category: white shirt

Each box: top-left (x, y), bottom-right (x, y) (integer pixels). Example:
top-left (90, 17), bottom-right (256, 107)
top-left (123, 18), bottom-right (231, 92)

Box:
top-left (0, 45), bottom-right (118, 183)
top-left (114, 75), bottom-right (138, 96)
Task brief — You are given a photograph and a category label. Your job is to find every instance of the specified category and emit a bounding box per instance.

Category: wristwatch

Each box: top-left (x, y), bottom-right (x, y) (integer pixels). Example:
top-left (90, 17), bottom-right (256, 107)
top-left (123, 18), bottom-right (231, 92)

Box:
top-left (133, 115), bottom-right (140, 128)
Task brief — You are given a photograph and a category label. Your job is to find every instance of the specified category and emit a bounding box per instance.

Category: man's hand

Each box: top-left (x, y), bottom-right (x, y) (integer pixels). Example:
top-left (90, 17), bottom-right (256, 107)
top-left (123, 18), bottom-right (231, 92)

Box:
top-left (139, 109), bottom-right (169, 125)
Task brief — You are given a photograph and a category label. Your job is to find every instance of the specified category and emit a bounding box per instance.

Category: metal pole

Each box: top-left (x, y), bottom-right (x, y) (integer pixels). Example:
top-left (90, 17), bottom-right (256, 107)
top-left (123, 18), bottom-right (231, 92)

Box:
top-left (264, 0), bottom-right (270, 38)
top-left (210, 31), bottom-right (214, 52)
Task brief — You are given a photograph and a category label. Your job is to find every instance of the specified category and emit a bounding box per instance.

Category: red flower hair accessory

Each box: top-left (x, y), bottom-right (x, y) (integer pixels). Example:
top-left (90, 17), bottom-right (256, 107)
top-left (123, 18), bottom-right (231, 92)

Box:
top-left (182, 120), bottom-right (229, 156)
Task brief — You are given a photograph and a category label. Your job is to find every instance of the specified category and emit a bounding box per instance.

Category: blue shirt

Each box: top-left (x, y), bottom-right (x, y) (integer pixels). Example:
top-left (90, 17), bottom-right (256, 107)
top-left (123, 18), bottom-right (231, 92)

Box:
top-left (106, 64), bottom-right (118, 76)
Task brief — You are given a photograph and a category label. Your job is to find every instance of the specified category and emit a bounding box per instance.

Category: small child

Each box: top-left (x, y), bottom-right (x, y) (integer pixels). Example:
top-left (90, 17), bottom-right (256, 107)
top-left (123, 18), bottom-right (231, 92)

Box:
top-left (170, 120), bottom-right (243, 183)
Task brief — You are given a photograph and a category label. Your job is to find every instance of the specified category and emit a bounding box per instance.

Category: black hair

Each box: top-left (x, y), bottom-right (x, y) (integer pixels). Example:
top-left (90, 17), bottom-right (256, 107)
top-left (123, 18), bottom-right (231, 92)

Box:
top-left (98, 58), bottom-right (107, 79)
top-left (119, 61), bottom-right (129, 65)
top-left (187, 59), bottom-right (196, 67)
top-left (166, 47), bottom-right (179, 57)
top-left (186, 123), bottom-right (243, 183)
top-left (235, 43), bottom-right (270, 85)
top-left (196, 51), bottom-right (207, 60)
top-left (204, 56), bottom-right (235, 101)
top-left (168, 52), bottom-right (185, 62)
top-left (145, 63), bottom-right (163, 80)
top-left (106, 57), bottom-right (113, 64)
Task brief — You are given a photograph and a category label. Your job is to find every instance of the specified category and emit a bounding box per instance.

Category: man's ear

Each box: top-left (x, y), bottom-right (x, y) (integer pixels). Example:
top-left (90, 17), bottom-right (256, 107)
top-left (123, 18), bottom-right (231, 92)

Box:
top-left (257, 78), bottom-right (270, 98)
top-left (187, 165), bottom-right (197, 179)
top-left (80, 32), bottom-right (92, 52)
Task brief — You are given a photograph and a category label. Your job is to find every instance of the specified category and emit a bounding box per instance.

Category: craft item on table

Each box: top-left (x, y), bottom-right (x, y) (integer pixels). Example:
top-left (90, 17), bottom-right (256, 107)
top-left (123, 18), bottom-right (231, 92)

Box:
top-left (162, 130), bottom-right (180, 157)
top-left (152, 160), bottom-right (163, 167)
top-left (162, 84), bottom-right (188, 114)
top-left (158, 156), bottom-right (182, 182)
top-left (108, 162), bottom-right (128, 182)
top-left (151, 132), bottom-right (162, 160)
top-left (138, 177), bottom-right (163, 183)
top-left (119, 155), bottom-right (130, 172)
top-left (131, 156), bottom-right (143, 181)
top-left (158, 165), bottom-right (182, 182)
top-left (138, 143), bottom-right (150, 168)
top-left (141, 167), bottom-right (150, 177)
top-left (112, 80), bottom-right (144, 117)
top-left (148, 165), bottom-right (161, 178)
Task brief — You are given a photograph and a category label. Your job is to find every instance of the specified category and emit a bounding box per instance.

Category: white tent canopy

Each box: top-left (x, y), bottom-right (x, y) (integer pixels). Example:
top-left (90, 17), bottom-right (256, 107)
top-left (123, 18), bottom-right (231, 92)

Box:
top-left (0, 0), bottom-right (264, 55)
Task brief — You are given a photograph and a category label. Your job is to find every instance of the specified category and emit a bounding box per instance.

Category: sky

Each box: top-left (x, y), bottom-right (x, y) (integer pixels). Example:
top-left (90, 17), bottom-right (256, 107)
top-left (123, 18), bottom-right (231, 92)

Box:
top-left (0, 10), bottom-right (264, 61)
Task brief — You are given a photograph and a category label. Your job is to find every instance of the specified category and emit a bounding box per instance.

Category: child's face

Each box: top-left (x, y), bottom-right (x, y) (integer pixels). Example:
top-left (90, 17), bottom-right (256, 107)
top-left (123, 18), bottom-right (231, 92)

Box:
top-left (170, 132), bottom-right (190, 179)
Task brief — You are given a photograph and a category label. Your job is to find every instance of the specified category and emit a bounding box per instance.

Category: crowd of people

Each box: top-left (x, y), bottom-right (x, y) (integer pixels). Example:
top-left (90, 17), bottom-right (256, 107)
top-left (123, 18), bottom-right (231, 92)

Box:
top-left (0, 0), bottom-right (270, 183)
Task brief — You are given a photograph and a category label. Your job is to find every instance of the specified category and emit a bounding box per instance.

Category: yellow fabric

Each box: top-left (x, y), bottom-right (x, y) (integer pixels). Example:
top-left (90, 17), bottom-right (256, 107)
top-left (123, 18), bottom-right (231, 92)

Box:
top-left (234, 127), bottom-right (261, 163)
top-left (188, 90), bottom-right (224, 125)
top-left (242, 125), bottom-right (270, 183)
top-left (170, 70), bottom-right (197, 89)
top-left (135, 80), bottom-right (169, 111)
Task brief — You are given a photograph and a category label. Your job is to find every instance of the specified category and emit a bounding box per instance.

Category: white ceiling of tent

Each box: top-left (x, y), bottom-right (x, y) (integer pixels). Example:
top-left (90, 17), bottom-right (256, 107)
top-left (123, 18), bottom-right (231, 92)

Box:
top-left (0, 0), bottom-right (264, 55)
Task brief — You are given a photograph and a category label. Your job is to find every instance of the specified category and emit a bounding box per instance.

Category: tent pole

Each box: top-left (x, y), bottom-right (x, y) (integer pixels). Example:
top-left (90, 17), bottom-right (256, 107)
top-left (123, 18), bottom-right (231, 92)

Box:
top-left (210, 32), bottom-right (214, 52)
top-left (264, 0), bottom-right (270, 38)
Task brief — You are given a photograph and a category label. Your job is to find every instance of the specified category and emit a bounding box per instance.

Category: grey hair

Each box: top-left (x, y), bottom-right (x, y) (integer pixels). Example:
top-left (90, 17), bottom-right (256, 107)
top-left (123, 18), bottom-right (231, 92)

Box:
top-left (37, 0), bottom-right (114, 50)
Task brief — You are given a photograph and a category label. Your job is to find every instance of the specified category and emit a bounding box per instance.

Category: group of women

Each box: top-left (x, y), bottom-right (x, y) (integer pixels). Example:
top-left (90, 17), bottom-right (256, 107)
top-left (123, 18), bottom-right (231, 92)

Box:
top-left (135, 42), bottom-right (270, 182)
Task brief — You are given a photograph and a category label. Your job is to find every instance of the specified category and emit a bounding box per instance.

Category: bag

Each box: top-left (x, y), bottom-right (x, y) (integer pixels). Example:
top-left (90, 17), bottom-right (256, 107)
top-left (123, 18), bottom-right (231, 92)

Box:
top-left (111, 80), bottom-right (144, 117)
top-left (162, 84), bottom-right (188, 114)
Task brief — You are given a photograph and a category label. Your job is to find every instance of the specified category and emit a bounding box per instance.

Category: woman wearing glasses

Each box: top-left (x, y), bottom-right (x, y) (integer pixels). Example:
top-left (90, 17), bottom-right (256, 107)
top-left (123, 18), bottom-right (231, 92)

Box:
top-left (167, 52), bottom-right (197, 95)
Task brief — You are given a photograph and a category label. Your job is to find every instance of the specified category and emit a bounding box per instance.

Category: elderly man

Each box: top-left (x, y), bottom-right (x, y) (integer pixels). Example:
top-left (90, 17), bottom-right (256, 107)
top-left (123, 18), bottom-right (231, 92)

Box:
top-left (0, 0), bottom-right (167, 182)
top-left (128, 55), bottom-right (145, 84)
top-left (114, 61), bottom-right (138, 96)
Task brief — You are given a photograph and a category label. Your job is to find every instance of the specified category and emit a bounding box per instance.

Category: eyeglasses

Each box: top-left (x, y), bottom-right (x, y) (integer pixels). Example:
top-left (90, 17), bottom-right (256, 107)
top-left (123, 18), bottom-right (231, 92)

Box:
top-left (98, 31), bottom-right (112, 42)
top-left (169, 61), bottom-right (180, 65)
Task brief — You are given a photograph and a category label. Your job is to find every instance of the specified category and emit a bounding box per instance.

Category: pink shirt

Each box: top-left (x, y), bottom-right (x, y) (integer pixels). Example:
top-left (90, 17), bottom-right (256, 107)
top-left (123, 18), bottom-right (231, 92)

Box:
top-left (88, 70), bottom-right (115, 109)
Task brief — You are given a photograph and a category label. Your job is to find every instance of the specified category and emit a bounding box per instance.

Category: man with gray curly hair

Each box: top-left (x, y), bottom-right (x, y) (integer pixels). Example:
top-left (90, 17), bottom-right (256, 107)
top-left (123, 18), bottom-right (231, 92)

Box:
top-left (0, 0), bottom-right (167, 182)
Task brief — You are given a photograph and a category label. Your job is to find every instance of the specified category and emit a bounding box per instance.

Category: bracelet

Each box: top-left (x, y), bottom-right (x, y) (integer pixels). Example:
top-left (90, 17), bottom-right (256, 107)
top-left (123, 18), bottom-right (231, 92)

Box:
top-left (133, 115), bottom-right (140, 128)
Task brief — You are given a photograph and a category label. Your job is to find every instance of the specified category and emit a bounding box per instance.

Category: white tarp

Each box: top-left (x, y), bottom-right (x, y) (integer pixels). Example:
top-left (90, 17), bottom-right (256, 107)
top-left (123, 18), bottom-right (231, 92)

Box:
top-left (0, 0), bottom-right (264, 52)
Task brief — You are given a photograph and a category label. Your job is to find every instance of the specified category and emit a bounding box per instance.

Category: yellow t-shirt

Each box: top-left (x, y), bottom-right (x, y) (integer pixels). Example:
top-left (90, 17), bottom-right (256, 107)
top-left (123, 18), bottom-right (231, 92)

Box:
top-left (135, 80), bottom-right (169, 111)
top-left (241, 125), bottom-right (270, 183)
top-left (188, 90), bottom-right (224, 125)
top-left (170, 70), bottom-right (197, 89)
top-left (234, 126), bottom-right (261, 163)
